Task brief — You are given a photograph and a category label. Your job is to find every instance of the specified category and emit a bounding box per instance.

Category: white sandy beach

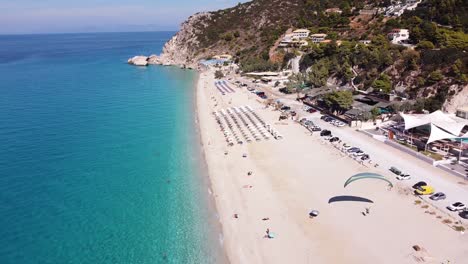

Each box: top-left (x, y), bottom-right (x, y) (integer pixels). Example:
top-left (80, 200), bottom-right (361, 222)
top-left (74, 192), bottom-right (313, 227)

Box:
top-left (196, 68), bottom-right (468, 264)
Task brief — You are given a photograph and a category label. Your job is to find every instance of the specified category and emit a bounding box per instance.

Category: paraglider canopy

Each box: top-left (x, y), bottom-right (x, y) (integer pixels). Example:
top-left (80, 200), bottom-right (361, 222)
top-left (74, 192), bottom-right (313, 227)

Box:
top-left (344, 173), bottom-right (393, 188)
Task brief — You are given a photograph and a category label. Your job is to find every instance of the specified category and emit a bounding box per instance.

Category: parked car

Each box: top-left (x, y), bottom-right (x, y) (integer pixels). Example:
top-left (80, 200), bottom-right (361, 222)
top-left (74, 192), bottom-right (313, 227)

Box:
top-left (336, 122), bottom-right (346, 127)
top-left (320, 115), bottom-right (329, 120)
top-left (281, 106), bottom-right (291, 111)
top-left (320, 130), bottom-right (331, 136)
top-left (360, 154), bottom-right (370, 161)
top-left (396, 174), bottom-right (411, 180)
top-left (279, 87), bottom-right (293, 94)
top-left (310, 126), bottom-right (321, 132)
top-left (324, 117), bottom-right (333, 122)
top-left (342, 144), bottom-right (352, 150)
top-left (415, 185), bottom-right (434, 195)
top-left (412, 181), bottom-right (427, 189)
top-left (347, 147), bottom-right (361, 153)
top-left (429, 192), bottom-right (446, 201)
top-left (329, 137), bottom-right (340, 143)
top-left (447, 202), bottom-right (466, 212)
top-left (389, 167), bottom-right (402, 175)
top-left (459, 210), bottom-right (468, 219)
top-left (256, 92), bottom-right (267, 99)
top-left (307, 108), bottom-right (317, 113)
top-left (353, 150), bottom-right (365, 156)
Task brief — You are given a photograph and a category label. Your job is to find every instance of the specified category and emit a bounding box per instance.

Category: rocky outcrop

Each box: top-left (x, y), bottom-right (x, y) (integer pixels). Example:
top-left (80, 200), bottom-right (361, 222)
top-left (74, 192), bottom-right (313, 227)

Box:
top-left (127, 56), bottom-right (148, 66)
top-left (158, 12), bottom-right (211, 67)
top-left (443, 84), bottom-right (468, 113)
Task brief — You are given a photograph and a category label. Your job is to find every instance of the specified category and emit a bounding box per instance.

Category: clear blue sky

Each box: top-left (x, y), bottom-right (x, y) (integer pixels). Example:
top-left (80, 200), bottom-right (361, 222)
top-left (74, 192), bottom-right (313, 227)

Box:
top-left (0, 0), bottom-right (248, 34)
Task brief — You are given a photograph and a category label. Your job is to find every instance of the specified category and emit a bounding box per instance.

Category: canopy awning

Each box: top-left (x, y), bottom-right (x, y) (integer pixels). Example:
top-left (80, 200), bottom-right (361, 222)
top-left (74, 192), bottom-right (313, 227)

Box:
top-left (399, 111), bottom-right (468, 144)
top-left (427, 123), bottom-right (458, 144)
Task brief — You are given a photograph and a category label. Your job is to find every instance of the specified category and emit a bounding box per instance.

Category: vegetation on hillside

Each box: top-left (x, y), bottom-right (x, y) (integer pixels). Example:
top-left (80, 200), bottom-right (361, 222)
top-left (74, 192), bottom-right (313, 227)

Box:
top-left (187, 0), bottom-right (467, 111)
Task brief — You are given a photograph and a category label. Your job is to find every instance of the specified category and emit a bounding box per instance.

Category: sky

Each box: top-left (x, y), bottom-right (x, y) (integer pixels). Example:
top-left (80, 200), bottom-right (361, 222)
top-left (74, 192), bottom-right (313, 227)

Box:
top-left (0, 0), bottom-right (249, 34)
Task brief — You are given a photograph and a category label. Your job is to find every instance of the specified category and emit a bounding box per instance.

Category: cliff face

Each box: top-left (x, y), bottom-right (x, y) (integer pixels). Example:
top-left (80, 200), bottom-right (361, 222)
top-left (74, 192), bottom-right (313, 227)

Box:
top-left (158, 0), bottom-right (304, 66)
top-left (158, 12), bottom-right (211, 67)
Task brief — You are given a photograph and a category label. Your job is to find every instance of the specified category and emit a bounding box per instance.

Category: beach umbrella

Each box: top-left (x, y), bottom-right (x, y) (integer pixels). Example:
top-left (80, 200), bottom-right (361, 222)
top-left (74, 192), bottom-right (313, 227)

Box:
top-left (344, 173), bottom-right (393, 188)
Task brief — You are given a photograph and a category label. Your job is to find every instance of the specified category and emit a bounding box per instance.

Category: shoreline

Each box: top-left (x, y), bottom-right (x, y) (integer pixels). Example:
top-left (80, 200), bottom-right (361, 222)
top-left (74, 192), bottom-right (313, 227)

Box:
top-left (195, 67), bottom-right (468, 263)
top-left (191, 70), bottom-right (230, 264)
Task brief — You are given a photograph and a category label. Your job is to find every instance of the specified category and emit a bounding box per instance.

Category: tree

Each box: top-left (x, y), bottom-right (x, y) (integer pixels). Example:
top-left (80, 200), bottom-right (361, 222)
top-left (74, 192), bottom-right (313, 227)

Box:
top-left (428, 70), bottom-right (444, 84)
top-left (416, 40), bottom-right (435, 50)
top-left (307, 59), bottom-right (330, 87)
top-left (372, 74), bottom-right (392, 93)
top-left (214, 70), bottom-right (224, 79)
top-left (370, 108), bottom-right (381, 121)
top-left (286, 73), bottom-right (307, 95)
top-left (323, 90), bottom-right (354, 114)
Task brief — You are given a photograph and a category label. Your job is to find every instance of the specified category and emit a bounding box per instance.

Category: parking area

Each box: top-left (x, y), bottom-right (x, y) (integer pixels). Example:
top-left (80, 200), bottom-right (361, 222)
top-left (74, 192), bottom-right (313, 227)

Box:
top-left (300, 111), bottom-right (468, 221)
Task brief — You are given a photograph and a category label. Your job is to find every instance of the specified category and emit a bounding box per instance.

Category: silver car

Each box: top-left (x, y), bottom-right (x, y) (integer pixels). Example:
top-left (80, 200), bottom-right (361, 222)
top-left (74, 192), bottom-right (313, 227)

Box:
top-left (429, 192), bottom-right (446, 201)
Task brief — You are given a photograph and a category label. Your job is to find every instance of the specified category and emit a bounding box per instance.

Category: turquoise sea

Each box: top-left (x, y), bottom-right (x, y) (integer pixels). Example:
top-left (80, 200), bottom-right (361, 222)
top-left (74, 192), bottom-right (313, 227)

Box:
top-left (0, 32), bottom-right (225, 263)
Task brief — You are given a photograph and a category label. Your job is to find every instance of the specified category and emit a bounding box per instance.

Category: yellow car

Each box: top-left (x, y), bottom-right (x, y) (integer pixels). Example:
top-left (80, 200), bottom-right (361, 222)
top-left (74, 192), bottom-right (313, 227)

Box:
top-left (415, 185), bottom-right (434, 195)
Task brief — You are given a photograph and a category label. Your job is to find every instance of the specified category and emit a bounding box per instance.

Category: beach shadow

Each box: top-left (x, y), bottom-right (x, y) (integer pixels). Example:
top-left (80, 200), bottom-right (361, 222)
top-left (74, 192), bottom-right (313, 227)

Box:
top-left (328, 195), bottom-right (374, 204)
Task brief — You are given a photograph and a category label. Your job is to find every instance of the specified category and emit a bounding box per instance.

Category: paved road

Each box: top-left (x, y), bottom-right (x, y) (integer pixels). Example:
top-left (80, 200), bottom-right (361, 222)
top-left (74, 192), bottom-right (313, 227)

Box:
top-left (305, 112), bottom-right (468, 221)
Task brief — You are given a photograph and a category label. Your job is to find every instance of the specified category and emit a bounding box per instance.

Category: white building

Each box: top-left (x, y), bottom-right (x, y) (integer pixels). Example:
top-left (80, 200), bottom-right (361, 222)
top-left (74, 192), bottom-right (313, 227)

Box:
top-left (310, 33), bottom-right (327, 43)
top-left (292, 29), bottom-right (310, 39)
top-left (388, 29), bottom-right (409, 44)
top-left (456, 106), bottom-right (468, 120)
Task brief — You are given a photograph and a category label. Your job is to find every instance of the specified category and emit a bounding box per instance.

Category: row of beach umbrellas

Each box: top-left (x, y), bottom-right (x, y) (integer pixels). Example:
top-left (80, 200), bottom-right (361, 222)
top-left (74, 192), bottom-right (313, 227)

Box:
top-left (213, 105), bottom-right (283, 146)
top-left (215, 81), bottom-right (235, 95)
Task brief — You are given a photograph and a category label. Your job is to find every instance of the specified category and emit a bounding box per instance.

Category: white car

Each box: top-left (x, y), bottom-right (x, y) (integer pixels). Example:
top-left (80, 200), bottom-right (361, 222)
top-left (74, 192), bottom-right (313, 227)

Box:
top-left (353, 150), bottom-right (365, 157)
top-left (337, 122), bottom-right (346, 127)
top-left (342, 144), bottom-right (352, 150)
top-left (447, 202), bottom-right (466, 212)
top-left (396, 174), bottom-right (411, 180)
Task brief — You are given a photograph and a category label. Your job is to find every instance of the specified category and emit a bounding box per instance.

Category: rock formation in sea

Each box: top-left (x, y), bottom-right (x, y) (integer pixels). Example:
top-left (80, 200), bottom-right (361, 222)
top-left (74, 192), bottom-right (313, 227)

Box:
top-left (128, 56), bottom-right (149, 66)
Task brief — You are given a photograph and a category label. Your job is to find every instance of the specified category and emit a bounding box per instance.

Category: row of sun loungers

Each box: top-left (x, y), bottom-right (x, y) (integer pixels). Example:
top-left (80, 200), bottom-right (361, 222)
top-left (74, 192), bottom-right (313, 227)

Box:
top-left (214, 81), bottom-right (235, 95)
top-left (213, 105), bottom-right (283, 146)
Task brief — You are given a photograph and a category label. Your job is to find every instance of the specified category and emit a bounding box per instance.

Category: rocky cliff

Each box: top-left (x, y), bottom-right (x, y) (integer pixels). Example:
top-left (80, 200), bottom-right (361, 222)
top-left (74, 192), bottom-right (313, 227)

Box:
top-left (156, 0), bottom-right (305, 67)
top-left (157, 12), bottom-right (212, 67)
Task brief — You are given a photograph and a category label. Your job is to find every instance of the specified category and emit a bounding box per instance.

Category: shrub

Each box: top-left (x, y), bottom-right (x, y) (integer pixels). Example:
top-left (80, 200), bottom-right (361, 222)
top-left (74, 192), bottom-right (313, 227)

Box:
top-left (214, 70), bottom-right (224, 79)
top-left (416, 40), bottom-right (435, 50)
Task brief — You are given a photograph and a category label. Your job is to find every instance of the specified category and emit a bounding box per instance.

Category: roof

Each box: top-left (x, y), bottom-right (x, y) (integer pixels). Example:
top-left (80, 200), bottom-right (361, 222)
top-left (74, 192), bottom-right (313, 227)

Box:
top-left (457, 106), bottom-right (468, 112)
top-left (293, 29), bottom-right (310, 33)
top-left (310, 33), bottom-right (327, 38)
top-left (398, 110), bottom-right (468, 143)
top-left (245, 72), bottom-right (280, 76)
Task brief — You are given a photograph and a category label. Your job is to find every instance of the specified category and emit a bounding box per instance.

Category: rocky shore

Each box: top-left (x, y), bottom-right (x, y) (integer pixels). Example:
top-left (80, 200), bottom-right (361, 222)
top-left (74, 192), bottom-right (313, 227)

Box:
top-left (128, 12), bottom-right (212, 68)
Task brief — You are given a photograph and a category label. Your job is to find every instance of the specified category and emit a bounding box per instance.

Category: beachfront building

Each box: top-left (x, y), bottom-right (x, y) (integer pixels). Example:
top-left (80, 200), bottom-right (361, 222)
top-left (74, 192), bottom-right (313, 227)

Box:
top-left (310, 34), bottom-right (327, 44)
top-left (213, 54), bottom-right (233, 61)
top-left (388, 29), bottom-right (409, 44)
top-left (279, 34), bottom-right (308, 48)
top-left (456, 106), bottom-right (468, 120)
top-left (382, 111), bottom-right (468, 158)
top-left (292, 29), bottom-right (310, 39)
top-left (359, 8), bottom-right (379, 15)
top-left (325, 8), bottom-right (342, 15)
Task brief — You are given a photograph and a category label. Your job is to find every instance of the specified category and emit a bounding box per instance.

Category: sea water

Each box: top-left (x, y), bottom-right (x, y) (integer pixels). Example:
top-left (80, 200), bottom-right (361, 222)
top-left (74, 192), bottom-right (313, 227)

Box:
top-left (0, 32), bottom-right (225, 263)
